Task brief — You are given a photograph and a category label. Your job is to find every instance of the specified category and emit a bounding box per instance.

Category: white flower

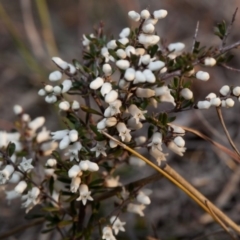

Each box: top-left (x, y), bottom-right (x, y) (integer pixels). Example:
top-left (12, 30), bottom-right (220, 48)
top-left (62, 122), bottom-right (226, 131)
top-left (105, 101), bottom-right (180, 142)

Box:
top-left (137, 191), bottom-right (151, 205)
top-left (104, 176), bottom-right (120, 188)
top-left (59, 101), bottom-right (70, 111)
top-left (147, 60), bottom-right (165, 71)
top-left (168, 42), bottom-right (185, 52)
top-left (127, 203), bottom-right (146, 216)
top-left (107, 40), bottom-right (117, 49)
top-left (104, 100), bottom-right (122, 117)
top-left (102, 226), bottom-right (116, 240)
top-left (143, 69), bottom-right (156, 83)
top-left (118, 38), bottom-right (129, 45)
top-left (90, 77), bottom-right (104, 90)
top-left (134, 71), bottom-right (146, 83)
top-left (69, 130), bottom-right (78, 142)
top-left (76, 184), bottom-right (93, 205)
top-left (65, 142), bottom-right (82, 161)
top-left (51, 129), bottom-right (69, 140)
top-left (40, 141), bottom-right (58, 156)
top-left (62, 79), bottom-right (73, 93)
top-left (128, 104), bottom-right (147, 124)
top-left (110, 216), bottom-right (126, 235)
top-left (0, 165), bottom-right (14, 184)
top-left (116, 122), bottom-right (132, 142)
top-left (180, 88), bottom-right (193, 100)
top-left (21, 187), bottom-right (40, 213)
top-left (101, 47), bottom-right (110, 62)
top-left (67, 63), bottom-right (76, 74)
top-left (219, 85), bottom-right (230, 96)
top-left (196, 71), bottom-right (210, 81)
top-left (138, 34), bottom-right (160, 48)
top-left (210, 97), bottom-right (221, 107)
top-left (105, 90), bottom-right (118, 103)
top-left (59, 135), bottom-right (71, 149)
top-left (101, 83), bottom-right (112, 97)
top-left (167, 141), bottom-right (186, 156)
top-left (136, 88), bottom-right (155, 98)
top-left (70, 177), bottom-right (81, 193)
top-left (135, 48), bottom-right (145, 56)
top-left (68, 165), bottom-right (82, 178)
top-left (153, 9), bottom-right (168, 19)
top-left (91, 141), bottom-right (107, 157)
top-left (36, 127), bottom-right (50, 143)
top-left (204, 57), bottom-right (216, 66)
top-left (13, 105), bottom-right (23, 115)
top-left (105, 117), bottom-right (117, 127)
top-left (150, 147), bottom-right (168, 165)
top-left (197, 100), bottom-right (211, 109)
top-left (148, 132), bottom-right (162, 151)
top-left (49, 70), bottom-right (62, 81)
top-left (140, 9), bottom-right (150, 19)
top-left (125, 46), bottom-right (136, 57)
top-left (38, 89), bottom-right (46, 96)
top-left (233, 86), bottom-right (240, 97)
top-left (15, 181), bottom-right (27, 194)
top-left (45, 84), bottom-right (53, 93)
top-left (72, 100), bottom-right (80, 110)
top-left (52, 57), bottom-right (68, 70)
top-left (116, 60), bottom-right (130, 70)
top-left (168, 124), bottom-right (185, 135)
top-left (124, 68), bottom-right (135, 81)
top-left (45, 95), bottom-right (57, 103)
top-left (119, 27), bottom-right (130, 38)
top-left (128, 11), bottom-right (140, 21)
top-left (116, 49), bottom-right (127, 59)
top-left (155, 86), bottom-right (175, 105)
top-left (19, 157), bottom-right (34, 172)
top-left (225, 98), bottom-right (235, 108)
top-left (103, 63), bottom-right (112, 76)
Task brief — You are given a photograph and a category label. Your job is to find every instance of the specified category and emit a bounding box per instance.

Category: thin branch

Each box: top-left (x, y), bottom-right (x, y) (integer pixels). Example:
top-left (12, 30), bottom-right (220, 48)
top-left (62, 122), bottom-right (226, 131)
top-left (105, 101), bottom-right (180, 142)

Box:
top-left (216, 107), bottom-right (240, 157)
top-left (221, 40), bottom-right (240, 54)
top-left (221, 8), bottom-right (238, 50)
top-left (101, 131), bottom-right (240, 235)
top-left (192, 21), bottom-right (200, 53)
top-left (220, 63), bottom-right (240, 72)
top-left (161, 70), bottom-right (181, 80)
top-left (0, 219), bottom-right (44, 239)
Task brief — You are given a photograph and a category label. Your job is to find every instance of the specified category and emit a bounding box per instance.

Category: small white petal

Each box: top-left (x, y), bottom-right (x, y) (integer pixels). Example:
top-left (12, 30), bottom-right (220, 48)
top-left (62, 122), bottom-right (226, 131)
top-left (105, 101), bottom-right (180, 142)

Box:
top-left (49, 71), bottom-right (62, 81)
top-left (153, 9), bottom-right (168, 19)
top-left (52, 57), bottom-right (68, 70)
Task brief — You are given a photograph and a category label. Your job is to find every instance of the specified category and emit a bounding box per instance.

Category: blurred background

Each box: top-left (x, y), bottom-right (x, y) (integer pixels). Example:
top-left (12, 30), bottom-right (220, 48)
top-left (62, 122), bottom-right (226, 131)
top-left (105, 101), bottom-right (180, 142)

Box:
top-left (1, 0), bottom-right (240, 239)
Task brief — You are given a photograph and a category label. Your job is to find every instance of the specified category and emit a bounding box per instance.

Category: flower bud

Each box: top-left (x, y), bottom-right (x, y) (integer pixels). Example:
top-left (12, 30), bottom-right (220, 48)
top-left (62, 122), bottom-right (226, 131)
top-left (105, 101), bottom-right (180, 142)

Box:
top-left (180, 88), bottom-right (193, 100)
top-left (45, 85), bottom-right (53, 93)
top-left (38, 89), bottom-right (46, 96)
top-left (105, 117), bottom-right (117, 127)
top-left (62, 80), bottom-right (72, 93)
top-left (210, 97), bottom-right (221, 107)
top-left (116, 49), bottom-right (127, 59)
top-left (153, 9), bottom-right (168, 19)
top-left (116, 60), bottom-right (130, 70)
top-left (107, 40), bottom-right (117, 49)
top-left (68, 165), bottom-right (81, 178)
top-left (118, 38), bottom-right (129, 45)
top-left (90, 77), bottom-right (104, 90)
top-left (147, 61), bottom-right (165, 71)
top-left (102, 63), bottom-right (112, 76)
top-left (105, 90), bottom-right (118, 103)
top-left (100, 83), bottom-right (112, 96)
top-left (196, 71), bottom-right (210, 81)
top-left (46, 158), bottom-right (57, 167)
top-left (128, 11), bottom-right (140, 21)
top-left (79, 160), bottom-right (89, 171)
top-left (28, 117), bottom-right (45, 130)
top-left (124, 68), bottom-right (135, 81)
top-left (219, 85), bottom-right (230, 96)
top-left (174, 136), bottom-right (185, 147)
top-left (59, 101), bottom-right (70, 111)
top-left (136, 88), bottom-right (155, 98)
top-left (140, 9), bottom-right (150, 19)
top-left (87, 160), bottom-right (99, 172)
top-left (69, 129), bottom-right (78, 142)
top-left (138, 34), bottom-right (160, 48)
top-left (53, 86), bottom-right (62, 95)
top-left (14, 181), bottom-right (27, 194)
top-left (49, 70), bottom-right (62, 81)
top-left (204, 57), bottom-right (216, 66)
top-left (135, 48), bottom-right (145, 56)
top-left (13, 105), bottom-right (23, 115)
top-left (168, 42), bottom-right (185, 52)
top-left (125, 46), bottom-right (136, 57)
top-left (139, 54), bottom-right (151, 65)
top-left (137, 192), bottom-right (151, 205)
top-left (97, 118), bottom-right (106, 130)
top-left (119, 79), bottom-right (130, 90)
top-left (143, 69), bottom-right (156, 83)
top-left (233, 86), bottom-right (240, 96)
top-left (71, 100), bottom-right (80, 110)
top-left (2, 165), bottom-right (14, 179)
top-left (134, 71), bottom-right (146, 83)
top-left (225, 98), bottom-right (235, 108)
top-left (71, 177), bottom-right (81, 193)
top-left (142, 23), bottom-right (155, 33)
top-left (205, 93), bottom-right (216, 100)
top-left (197, 100), bottom-right (211, 109)
top-left (52, 57), bottom-right (68, 69)
top-left (68, 63), bottom-right (76, 74)
top-left (45, 95), bottom-right (57, 103)
top-left (59, 135), bottom-right (70, 149)
top-left (119, 27), bottom-right (130, 38)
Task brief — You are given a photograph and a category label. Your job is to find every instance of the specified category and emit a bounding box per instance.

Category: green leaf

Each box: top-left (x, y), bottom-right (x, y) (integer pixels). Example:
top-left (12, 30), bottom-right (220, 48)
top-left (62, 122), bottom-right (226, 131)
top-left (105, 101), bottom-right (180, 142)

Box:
top-left (72, 59), bottom-right (84, 72)
top-left (58, 220), bottom-right (73, 228)
top-left (167, 116), bottom-right (176, 123)
top-left (6, 142), bottom-right (15, 157)
top-left (49, 176), bottom-right (54, 195)
top-left (80, 105), bottom-right (102, 116)
top-left (41, 228), bottom-right (55, 234)
top-left (148, 125), bottom-right (155, 139)
top-left (162, 113), bottom-right (168, 125)
top-left (149, 44), bottom-right (158, 57)
top-left (42, 207), bottom-right (60, 212)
